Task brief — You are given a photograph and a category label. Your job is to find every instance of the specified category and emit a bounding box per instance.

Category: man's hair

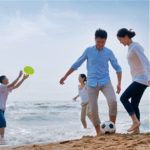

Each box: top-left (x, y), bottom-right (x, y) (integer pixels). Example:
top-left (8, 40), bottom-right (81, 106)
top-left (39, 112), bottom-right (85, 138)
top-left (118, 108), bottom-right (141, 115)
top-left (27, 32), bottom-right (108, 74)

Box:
top-left (95, 29), bottom-right (107, 39)
top-left (0, 75), bottom-right (6, 83)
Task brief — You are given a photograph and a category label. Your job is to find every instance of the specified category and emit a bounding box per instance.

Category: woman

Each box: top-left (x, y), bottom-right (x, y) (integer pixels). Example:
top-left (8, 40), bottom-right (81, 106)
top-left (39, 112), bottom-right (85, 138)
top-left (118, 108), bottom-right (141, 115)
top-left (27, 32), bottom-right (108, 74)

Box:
top-left (73, 74), bottom-right (92, 128)
top-left (117, 28), bottom-right (150, 133)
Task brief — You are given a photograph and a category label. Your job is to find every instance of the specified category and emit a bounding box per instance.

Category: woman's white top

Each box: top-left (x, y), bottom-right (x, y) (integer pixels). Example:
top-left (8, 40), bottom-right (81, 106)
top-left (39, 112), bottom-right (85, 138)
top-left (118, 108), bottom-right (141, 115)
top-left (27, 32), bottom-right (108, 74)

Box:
top-left (128, 42), bottom-right (150, 85)
top-left (78, 85), bottom-right (89, 104)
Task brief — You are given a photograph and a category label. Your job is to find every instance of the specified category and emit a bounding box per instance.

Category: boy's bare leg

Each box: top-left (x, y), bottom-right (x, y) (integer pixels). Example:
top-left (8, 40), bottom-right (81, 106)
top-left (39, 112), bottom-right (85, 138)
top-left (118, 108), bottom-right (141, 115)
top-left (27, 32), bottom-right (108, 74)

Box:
top-left (0, 128), bottom-right (4, 138)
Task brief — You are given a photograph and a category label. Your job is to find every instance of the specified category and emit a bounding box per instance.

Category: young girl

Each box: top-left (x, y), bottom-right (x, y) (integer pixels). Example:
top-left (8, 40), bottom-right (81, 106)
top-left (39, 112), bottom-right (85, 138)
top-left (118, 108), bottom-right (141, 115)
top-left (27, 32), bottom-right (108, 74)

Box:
top-left (117, 28), bottom-right (150, 133)
top-left (0, 71), bottom-right (29, 144)
top-left (73, 74), bottom-right (92, 128)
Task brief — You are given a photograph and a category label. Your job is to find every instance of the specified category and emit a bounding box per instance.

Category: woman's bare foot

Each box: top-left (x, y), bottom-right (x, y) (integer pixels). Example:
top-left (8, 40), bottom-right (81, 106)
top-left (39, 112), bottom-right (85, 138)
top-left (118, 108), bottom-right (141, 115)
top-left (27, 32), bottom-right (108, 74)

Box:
top-left (132, 127), bottom-right (140, 134)
top-left (127, 121), bottom-right (140, 132)
top-left (128, 127), bottom-right (140, 134)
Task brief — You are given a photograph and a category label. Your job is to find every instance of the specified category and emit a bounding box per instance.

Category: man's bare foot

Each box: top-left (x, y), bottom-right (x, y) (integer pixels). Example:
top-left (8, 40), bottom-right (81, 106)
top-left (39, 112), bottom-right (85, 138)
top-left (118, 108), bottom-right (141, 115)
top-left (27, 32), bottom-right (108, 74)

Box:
top-left (96, 132), bottom-right (102, 136)
top-left (95, 124), bottom-right (102, 136)
top-left (127, 121), bottom-right (140, 132)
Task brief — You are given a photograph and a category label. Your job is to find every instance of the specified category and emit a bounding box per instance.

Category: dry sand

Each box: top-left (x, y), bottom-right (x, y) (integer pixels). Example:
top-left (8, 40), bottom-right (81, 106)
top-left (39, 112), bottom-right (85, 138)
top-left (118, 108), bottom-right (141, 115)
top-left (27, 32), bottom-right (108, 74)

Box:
top-left (1, 133), bottom-right (150, 150)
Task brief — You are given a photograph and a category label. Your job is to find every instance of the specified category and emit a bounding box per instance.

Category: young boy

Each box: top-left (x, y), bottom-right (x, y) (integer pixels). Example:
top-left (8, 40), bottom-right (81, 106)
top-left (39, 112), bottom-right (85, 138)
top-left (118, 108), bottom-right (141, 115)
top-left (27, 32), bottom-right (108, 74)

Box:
top-left (0, 71), bottom-right (29, 144)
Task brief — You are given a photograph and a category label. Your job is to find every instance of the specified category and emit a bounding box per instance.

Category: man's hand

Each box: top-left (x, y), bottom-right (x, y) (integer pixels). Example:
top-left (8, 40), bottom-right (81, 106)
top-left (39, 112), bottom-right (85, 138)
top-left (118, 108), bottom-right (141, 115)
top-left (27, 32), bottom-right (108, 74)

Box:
top-left (59, 68), bottom-right (74, 85)
top-left (59, 76), bottom-right (67, 85)
top-left (23, 74), bottom-right (29, 80)
top-left (19, 71), bottom-right (23, 78)
top-left (116, 83), bottom-right (121, 94)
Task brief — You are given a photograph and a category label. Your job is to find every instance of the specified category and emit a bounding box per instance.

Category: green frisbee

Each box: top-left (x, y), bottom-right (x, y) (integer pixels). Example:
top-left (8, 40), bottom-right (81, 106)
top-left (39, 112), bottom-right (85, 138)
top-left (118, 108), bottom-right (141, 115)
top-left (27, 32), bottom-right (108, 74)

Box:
top-left (24, 66), bottom-right (35, 75)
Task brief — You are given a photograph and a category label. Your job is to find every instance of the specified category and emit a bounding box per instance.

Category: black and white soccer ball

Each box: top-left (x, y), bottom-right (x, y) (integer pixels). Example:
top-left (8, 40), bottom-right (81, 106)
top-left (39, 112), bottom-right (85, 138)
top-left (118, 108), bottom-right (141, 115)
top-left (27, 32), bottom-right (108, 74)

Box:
top-left (101, 121), bottom-right (116, 134)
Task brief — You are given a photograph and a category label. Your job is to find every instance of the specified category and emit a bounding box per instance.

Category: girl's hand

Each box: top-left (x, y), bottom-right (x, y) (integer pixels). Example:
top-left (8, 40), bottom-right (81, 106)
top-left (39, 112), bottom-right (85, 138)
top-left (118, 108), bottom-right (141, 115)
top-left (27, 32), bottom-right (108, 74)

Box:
top-left (73, 97), bottom-right (77, 101)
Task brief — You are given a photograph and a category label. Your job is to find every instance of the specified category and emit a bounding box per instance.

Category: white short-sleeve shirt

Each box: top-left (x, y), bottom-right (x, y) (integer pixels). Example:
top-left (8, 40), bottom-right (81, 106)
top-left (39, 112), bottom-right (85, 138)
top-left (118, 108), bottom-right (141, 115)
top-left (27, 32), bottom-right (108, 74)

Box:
top-left (78, 85), bottom-right (89, 104)
top-left (0, 84), bottom-right (12, 110)
top-left (128, 42), bottom-right (150, 85)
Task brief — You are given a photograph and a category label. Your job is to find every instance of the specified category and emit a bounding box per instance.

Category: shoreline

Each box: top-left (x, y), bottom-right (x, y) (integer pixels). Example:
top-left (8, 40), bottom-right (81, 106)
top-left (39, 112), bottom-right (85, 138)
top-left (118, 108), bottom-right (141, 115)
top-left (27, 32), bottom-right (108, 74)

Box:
top-left (1, 133), bottom-right (150, 150)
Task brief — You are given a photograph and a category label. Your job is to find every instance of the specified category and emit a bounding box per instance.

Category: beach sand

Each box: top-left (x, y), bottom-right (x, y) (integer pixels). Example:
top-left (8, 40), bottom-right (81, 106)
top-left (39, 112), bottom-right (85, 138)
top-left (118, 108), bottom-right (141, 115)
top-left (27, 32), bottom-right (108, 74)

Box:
top-left (1, 133), bottom-right (150, 150)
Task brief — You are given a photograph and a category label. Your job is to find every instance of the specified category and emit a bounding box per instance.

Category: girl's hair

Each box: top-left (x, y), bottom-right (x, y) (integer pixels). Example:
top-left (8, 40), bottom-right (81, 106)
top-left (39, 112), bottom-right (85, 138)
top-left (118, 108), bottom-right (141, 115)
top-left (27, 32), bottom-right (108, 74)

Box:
top-left (0, 75), bottom-right (6, 83)
top-left (117, 28), bottom-right (136, 38)
top-left (80, 74), bottom-right (87, 82)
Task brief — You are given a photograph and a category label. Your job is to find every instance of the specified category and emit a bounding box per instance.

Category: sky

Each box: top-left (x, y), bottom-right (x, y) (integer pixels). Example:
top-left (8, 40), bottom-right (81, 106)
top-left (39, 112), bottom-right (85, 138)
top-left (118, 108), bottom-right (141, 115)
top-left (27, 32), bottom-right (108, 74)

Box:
top-left (0, 0), bottom-right (149, 101)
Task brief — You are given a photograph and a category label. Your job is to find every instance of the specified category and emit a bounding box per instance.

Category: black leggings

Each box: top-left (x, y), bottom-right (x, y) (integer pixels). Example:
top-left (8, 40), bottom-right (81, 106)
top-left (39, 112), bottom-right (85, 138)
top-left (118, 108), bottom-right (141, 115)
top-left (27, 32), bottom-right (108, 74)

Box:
top-left (120, 82), bottom-right (147, 121)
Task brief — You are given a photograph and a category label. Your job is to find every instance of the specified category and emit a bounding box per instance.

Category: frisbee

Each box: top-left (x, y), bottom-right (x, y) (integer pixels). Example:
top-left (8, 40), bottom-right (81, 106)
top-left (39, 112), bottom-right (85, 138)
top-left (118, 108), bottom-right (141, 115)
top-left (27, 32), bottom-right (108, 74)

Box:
top-left (24, 66), bottom-right (35, 75)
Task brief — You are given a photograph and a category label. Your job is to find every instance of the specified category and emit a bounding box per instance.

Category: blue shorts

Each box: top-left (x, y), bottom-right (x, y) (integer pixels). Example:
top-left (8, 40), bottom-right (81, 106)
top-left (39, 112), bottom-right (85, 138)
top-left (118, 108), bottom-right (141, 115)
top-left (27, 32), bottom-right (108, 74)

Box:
top-left (0, 110), bottom-right (6, 128)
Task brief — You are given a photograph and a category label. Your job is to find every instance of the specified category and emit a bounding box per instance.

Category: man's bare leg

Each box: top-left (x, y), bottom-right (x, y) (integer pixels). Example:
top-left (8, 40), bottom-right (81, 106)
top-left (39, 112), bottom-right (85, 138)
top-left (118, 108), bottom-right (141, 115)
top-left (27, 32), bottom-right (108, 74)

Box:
top-left (95, 124), bottom-right (101, 136)
top-left (110, 115), bottom-right (116, 124)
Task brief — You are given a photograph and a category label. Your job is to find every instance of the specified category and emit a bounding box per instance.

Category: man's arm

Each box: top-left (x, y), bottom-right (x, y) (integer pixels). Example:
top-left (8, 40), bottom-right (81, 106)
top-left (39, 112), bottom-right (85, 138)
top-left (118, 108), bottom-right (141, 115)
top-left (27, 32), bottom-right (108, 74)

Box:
top-left (8, 71), bottom-right (23, 88)
top-left (13, 74), bottom-right (29, 89)
top-left (116, 72), bottom-right (122, 94)
top-left (60, 68), bottom-right (74, 84)
top-left (59, 49), bottom-right (88, 85)
top-left (109, 51), bottom-right (122, 94)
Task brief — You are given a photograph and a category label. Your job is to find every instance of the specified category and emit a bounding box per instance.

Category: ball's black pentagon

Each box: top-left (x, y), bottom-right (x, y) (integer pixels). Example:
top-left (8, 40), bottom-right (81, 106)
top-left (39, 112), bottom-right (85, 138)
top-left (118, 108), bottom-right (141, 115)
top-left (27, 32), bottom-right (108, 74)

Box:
top-left (109, 123), bottom-right (114, 129)
top-left (101, 124), bottom-right (106, 129)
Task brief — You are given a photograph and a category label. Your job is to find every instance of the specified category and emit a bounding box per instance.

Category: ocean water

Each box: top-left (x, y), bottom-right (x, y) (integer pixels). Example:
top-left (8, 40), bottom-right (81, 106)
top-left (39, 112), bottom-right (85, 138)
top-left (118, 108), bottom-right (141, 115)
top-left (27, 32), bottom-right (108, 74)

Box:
top-left (1, 98), bottom-right (150, 146)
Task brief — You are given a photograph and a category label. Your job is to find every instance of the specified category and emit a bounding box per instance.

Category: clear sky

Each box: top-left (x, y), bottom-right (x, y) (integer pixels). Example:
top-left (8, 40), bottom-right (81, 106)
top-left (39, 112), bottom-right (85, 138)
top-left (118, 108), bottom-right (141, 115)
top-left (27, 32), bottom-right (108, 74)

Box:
top-left (0, 0), bottom-right (149, 101)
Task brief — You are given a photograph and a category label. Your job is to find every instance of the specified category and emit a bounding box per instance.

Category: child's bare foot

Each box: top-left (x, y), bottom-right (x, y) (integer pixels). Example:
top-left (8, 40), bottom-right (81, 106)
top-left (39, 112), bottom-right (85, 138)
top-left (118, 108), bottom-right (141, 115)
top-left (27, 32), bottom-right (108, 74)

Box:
top-left (127, 121), bottom-right (140, 132)
top-left (0, 137), bottom-right (6, 145)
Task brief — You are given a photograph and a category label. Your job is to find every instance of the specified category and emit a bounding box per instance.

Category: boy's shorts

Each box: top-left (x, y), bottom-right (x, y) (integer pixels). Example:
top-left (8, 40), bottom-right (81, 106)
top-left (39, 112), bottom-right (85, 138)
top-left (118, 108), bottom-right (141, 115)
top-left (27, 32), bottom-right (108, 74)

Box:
top-left (0, 110), bottom-right (6, 128)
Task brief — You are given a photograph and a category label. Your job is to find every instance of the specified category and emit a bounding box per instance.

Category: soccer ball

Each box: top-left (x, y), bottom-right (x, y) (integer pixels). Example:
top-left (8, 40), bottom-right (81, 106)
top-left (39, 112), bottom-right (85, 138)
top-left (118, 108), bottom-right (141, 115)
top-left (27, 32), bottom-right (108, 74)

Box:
top-left (101, 121), bottom-right (116, 134)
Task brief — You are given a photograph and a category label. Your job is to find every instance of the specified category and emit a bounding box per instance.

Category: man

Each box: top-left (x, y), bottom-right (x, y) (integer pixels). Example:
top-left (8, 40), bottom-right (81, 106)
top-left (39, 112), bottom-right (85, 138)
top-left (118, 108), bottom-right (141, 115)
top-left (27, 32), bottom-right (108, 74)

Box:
top-left (59, 29), bottom-right (122, 135)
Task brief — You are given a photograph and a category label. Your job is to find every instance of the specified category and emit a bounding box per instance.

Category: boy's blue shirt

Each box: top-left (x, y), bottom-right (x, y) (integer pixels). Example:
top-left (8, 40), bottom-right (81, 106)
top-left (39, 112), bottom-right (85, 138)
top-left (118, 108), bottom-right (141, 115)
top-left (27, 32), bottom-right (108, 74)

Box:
top-left (71, 45), bottom-right (122, 87)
